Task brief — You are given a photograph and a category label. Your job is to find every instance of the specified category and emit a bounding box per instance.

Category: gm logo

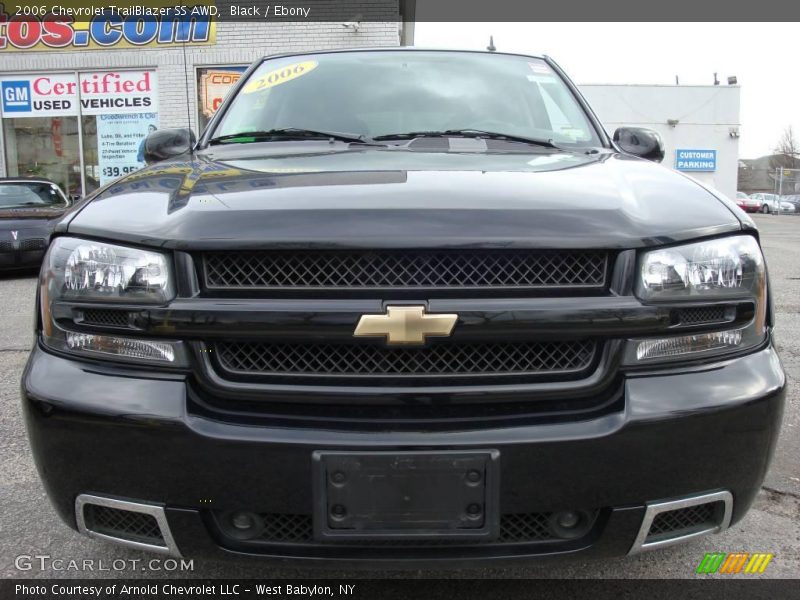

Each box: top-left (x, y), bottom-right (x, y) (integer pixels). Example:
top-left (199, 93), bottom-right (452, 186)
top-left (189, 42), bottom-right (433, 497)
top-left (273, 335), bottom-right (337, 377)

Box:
top-left (1, 81), bottom-right (31, 113)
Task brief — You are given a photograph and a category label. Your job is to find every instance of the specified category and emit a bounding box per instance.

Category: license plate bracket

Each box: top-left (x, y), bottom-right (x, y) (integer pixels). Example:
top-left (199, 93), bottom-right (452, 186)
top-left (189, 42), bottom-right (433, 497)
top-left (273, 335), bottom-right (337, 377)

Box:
top-left (312, 450), bottom-right (499, 541)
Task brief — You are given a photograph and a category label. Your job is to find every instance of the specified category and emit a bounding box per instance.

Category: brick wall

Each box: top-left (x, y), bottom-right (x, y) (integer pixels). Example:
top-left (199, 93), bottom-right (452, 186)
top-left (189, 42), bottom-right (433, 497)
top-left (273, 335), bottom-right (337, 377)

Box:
top-left (0, 10), bottom-right (400, 177)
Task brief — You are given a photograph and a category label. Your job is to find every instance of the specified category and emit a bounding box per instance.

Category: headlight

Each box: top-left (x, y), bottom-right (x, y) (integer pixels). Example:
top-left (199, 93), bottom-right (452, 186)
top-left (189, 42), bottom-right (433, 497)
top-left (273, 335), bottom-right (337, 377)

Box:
top-left (53, 237), bottom-right (174, 304)
top-left (40, 237), bottom-right (186, 366)
top-left (637, 235), bottom-right (763, 301)
top-left (626, 235), bottom-right (767, 364)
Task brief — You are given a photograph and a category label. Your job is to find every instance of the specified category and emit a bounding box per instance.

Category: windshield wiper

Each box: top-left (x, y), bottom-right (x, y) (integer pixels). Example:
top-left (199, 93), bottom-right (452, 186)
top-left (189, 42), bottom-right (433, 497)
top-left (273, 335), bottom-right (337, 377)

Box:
top-left (372, 129), bottom-right (560, 149)
top-left (207, 128), bottom-right (375, 146)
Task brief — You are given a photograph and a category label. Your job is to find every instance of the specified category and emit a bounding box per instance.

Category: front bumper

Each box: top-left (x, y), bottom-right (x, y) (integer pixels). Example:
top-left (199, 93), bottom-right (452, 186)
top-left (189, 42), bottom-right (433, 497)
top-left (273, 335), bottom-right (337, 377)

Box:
top-left (21, 341), bottom-right (785, 568)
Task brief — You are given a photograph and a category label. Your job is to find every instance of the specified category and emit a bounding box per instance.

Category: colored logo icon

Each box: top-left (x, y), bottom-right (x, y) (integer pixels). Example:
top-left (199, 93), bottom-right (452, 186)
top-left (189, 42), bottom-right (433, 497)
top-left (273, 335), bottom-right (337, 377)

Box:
top-left (697, 552), bottom-right (774, 574)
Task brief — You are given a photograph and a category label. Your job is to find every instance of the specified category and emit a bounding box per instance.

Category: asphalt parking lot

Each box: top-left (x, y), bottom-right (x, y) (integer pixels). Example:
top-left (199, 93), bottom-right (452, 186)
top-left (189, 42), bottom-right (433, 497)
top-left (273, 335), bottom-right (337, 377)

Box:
top-left (1, 214), bottom-right (798, 580)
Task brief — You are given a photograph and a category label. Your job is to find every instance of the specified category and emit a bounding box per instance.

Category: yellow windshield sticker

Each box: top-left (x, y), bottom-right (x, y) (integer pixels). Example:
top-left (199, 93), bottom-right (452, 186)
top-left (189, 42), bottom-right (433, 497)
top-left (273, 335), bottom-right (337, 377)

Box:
top-left (243, 61), bottom-right (318, 94)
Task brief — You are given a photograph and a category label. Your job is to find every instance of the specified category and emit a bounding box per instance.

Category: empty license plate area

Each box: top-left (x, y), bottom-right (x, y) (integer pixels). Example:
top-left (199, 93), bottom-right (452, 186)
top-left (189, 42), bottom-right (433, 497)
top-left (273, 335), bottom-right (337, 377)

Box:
top-left (313, 450), bottom-right (499, 541)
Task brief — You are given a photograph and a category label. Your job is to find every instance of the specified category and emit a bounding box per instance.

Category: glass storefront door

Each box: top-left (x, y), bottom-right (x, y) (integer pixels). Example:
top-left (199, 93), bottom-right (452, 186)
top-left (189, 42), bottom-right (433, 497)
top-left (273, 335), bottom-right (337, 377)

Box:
top-left (2, 116), bottom-right (81, 197)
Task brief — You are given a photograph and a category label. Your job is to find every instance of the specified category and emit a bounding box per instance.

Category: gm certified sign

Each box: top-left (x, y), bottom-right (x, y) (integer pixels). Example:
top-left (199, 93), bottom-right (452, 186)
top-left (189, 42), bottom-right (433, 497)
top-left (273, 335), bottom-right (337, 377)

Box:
top-left (676, 149), bottom-right (717, 172)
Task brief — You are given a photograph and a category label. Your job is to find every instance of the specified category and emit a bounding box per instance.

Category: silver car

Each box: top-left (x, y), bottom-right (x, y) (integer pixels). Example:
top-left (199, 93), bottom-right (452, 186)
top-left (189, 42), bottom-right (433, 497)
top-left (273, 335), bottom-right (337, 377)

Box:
top-left (749, 192), bottom-right (782, 213)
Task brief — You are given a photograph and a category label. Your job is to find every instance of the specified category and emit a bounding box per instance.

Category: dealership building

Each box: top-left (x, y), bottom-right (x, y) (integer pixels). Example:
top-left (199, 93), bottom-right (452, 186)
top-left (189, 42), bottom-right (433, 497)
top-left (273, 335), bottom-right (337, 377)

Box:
top-left (580, 84), bottom-right (741, 199)
top-left (0, 4), bottom-right (407, 197)
top-left (0, 9), bottom-right (740, 200)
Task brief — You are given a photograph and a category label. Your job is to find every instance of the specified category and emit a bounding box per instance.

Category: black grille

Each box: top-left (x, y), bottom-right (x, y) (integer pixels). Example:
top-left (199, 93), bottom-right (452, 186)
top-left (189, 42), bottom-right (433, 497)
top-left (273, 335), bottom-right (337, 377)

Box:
top-left (230, 512), bottom-right (594, 545)
top-left (647, 502), bottom-right (721, 540)
top-left (675, 306), bottom-right (729, 325)
top-left (20, 238), bottom-right (46, 251)
top-left (214, 340), bottom-right (596, 378)
top-left (84, 504), bottom-right (165, 546)
top-left (262, 514), bottom-right (314, 543)
top-left (80, 308), bottom-right (132, 328)
top-left (498, 513), bottom-right (553, 543)
top-left (202, 249), bottom-right (608, 290)
top-left (0, 240), bottom-right (13, 252)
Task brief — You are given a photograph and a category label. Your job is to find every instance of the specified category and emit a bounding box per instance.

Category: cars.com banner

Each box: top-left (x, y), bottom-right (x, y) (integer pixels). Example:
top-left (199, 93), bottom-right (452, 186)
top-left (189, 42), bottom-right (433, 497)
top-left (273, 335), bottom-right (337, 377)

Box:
top-left (0, 1), bottom-right (216, 51)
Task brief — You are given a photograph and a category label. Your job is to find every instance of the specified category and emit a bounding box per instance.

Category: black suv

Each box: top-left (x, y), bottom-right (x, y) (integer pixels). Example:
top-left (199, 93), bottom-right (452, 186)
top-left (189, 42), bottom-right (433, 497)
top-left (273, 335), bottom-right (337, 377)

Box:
top-left (23, 49), bottom-right (785, 566)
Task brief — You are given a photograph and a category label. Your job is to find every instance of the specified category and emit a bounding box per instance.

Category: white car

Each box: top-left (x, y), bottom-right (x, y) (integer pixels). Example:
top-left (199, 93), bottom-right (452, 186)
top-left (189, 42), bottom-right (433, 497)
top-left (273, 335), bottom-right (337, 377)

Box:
top-left (749, 192), bottom-right (782, 213)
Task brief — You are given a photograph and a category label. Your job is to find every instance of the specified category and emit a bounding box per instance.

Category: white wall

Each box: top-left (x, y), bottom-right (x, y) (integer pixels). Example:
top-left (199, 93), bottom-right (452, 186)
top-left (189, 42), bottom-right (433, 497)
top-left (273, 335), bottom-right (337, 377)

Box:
top-left (579, 84), bottom-right (741, 199)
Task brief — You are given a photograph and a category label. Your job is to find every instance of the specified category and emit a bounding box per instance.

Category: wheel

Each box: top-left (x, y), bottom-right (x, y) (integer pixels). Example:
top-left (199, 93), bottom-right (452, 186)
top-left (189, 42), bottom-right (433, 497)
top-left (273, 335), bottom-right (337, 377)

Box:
top-left (761, 204), bottom-right (770, 214)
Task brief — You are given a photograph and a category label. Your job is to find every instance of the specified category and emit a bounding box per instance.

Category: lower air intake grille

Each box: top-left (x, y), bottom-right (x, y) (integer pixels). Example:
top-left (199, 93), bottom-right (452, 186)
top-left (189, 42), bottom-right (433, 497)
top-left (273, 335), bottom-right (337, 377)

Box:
top-left (83, 504), bottom-right (166, 547)
top-left (80, 308), bottom-right (132, 328)
top-left (646, 502), bottom-right (722, 541)
top-left (675, 306), bottom-right (730, 325)
top-left (216, 511), bottom-right (597, 546)
top-left (20, 238), bottom-right (46, 251)
top-left (202, 249), bottom-right (608, 290)
top-left (214, 339), bottom-right (597, 379)
top-left (498, 513), bottom-right (553, 543)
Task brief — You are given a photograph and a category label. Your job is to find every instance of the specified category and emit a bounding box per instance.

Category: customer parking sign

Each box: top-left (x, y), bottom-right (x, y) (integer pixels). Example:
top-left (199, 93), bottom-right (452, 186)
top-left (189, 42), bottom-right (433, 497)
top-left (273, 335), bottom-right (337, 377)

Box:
top-left (675, 149), bottom-right (717, 172)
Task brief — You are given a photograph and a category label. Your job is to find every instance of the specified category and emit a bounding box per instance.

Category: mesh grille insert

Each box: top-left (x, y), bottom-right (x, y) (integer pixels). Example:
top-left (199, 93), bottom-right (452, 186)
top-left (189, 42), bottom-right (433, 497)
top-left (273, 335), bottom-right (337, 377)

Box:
top-left (675, 306), bottom-right (729, 325)
top-left (202, 249), bottom-right (608, 289)
top-left (214, 340), bottom-right (597, 378)
top-left (225, 512), bottom-right (596, 546)
top-left (80, 309), bottom-right (132, 328)
top-left (84, 504), bottom-right (166, 546)
top-left (647, 502), bottom-right (721, 540)
top-left (0, 241), bottom-right (13, 252)
top-left (20, 238), bottom-right (46, 251)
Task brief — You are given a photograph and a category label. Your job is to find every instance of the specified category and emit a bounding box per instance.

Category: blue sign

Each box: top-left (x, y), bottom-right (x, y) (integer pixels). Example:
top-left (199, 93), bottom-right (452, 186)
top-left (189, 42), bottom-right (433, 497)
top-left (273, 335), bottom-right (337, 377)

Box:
top-left (675, 149), bottom-right (716, 172)
top-left (1, 80), bottom-right (31, 113)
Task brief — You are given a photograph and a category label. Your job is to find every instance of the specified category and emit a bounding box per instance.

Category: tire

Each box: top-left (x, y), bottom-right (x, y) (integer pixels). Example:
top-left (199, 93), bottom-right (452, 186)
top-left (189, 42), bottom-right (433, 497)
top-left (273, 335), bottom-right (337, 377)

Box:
top-left (761, 205), bottom-right (770, 214)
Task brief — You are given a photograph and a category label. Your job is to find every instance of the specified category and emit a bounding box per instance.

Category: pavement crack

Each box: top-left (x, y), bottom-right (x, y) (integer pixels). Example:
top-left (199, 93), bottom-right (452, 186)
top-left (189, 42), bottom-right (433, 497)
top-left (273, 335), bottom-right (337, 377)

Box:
top-left (0, 348), bottom-right (29, 353)
top-left (762, 486), bottom-right (800, 500)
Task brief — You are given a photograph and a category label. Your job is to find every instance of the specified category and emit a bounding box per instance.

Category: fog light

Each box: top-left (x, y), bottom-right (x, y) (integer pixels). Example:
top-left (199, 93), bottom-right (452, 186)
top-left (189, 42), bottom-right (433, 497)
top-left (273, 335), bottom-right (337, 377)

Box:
top-left (66, 332), bottom-right (176, 363)
top-left (556, 511), bottom-right (580, 529)
top-left (218, 511), bottom-right (265, 541)
top-left (635, 329), bottom-right (743, 361)
top-left (232, 512), bottom-right (256, 530)
top-left (548, 510), bottom-right (591, 540)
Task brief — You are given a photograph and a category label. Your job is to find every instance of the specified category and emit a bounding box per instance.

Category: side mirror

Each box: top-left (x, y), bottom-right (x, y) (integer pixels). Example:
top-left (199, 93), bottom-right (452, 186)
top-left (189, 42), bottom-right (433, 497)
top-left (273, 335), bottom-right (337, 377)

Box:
top-left (142, 128), bottom-right (196, 164)
top-left (613, 127), bottom-right (665, 163)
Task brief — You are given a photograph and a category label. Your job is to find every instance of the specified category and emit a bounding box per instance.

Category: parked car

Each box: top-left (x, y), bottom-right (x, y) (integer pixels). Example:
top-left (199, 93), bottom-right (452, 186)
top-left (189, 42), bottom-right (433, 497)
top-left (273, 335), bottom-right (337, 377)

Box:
top-left (23, 49), bottom-right (784, 567)
top-left (735, 191), bottom-right (761, 213)
top-left (781, 195), bottom-right (800, 212)
top-left (0, 178), bottom-right (71, 271)
top-left (749, 192), bottom-right (783, 213)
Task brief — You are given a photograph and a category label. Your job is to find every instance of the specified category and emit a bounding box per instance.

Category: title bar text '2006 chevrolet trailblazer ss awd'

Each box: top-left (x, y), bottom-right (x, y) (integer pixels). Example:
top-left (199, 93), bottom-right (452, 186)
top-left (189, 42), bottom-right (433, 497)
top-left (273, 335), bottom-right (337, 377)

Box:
top-left (22, 49), bottom-right (785, 567)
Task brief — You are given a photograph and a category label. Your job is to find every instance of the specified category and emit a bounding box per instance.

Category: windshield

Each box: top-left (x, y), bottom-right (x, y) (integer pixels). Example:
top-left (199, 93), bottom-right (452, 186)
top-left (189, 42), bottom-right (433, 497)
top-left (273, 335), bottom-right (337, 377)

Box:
top-left (0, 182), bottom-right (67, 209)
top-left (211, 51), bottom-right (602, 148)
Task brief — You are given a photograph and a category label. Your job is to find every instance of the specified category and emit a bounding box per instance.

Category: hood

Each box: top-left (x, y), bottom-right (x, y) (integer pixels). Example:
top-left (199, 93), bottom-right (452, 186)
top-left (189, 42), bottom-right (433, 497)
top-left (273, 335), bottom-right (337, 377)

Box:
top-left (64, 144), bottom-right (742, 250)
top-left (0, 207), bottom-right (66, 221)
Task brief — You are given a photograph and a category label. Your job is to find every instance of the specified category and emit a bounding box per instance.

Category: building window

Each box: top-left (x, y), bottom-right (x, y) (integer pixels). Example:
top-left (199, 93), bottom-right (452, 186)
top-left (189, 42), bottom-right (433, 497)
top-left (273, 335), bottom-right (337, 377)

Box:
top-left (2, 116), bottom-right (81, 197)
top-left (196, 66), bottom-right (247, 133)
top-left (1, 70), bottom-right (158, 197)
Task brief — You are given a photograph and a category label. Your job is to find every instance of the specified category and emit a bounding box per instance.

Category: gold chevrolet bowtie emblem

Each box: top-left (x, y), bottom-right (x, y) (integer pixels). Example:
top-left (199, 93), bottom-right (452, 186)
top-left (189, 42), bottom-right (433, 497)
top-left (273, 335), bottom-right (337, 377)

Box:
top-left (354, 305), bottom-right (458, 346)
